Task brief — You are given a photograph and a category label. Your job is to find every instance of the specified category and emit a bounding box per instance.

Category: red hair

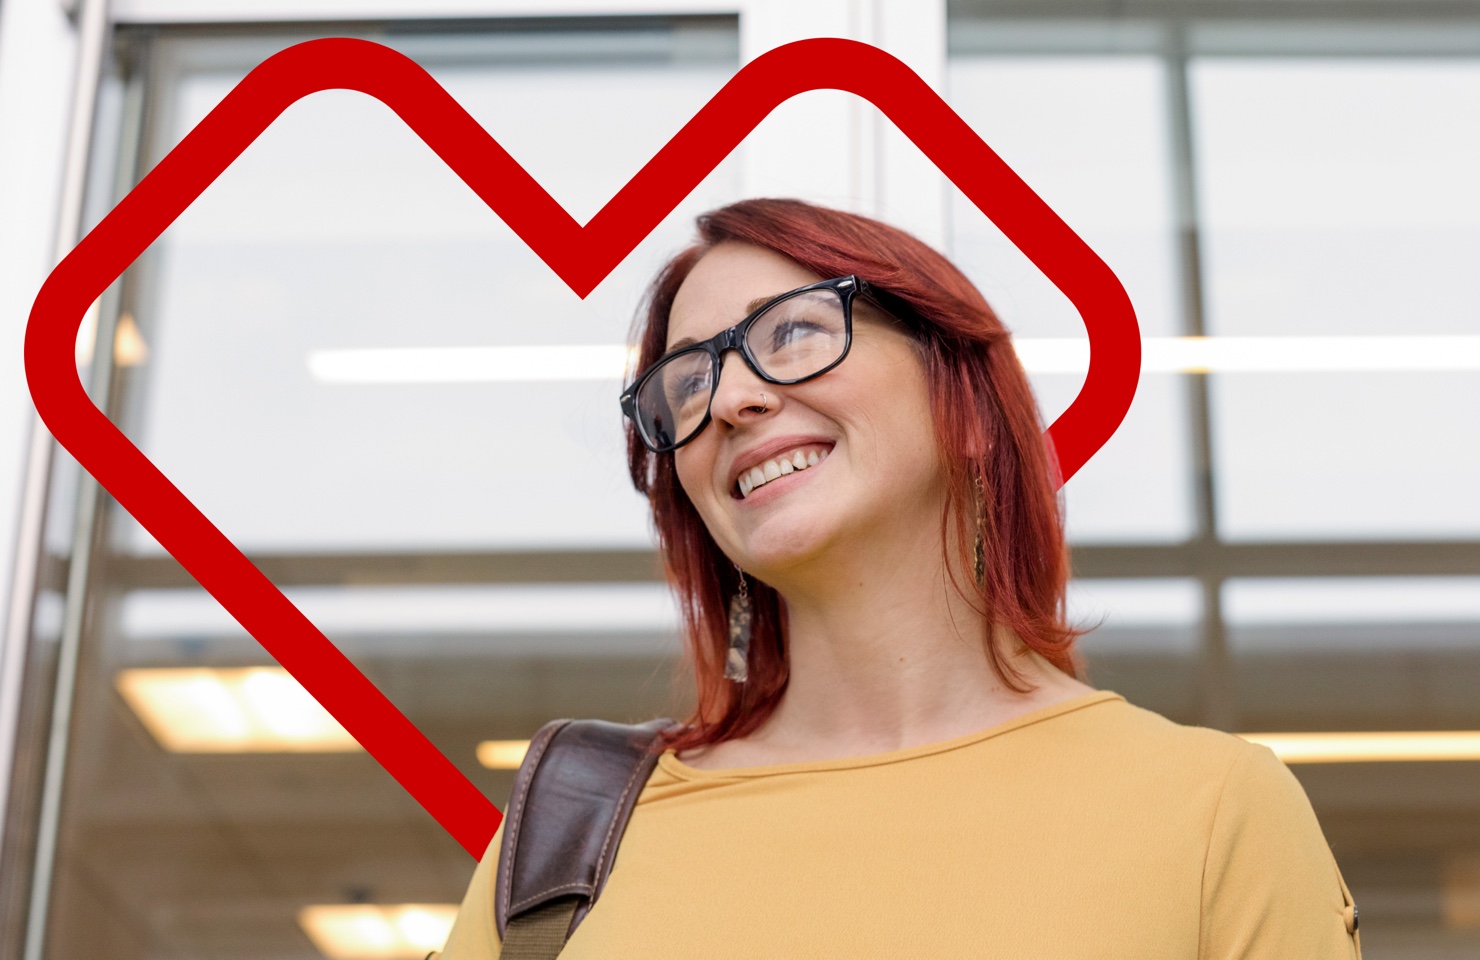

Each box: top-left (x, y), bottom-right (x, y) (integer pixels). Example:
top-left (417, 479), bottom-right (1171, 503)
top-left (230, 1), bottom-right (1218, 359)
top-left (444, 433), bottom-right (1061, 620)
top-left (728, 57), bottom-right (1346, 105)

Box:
top-left (626, 198), bottom-right (1082, 753)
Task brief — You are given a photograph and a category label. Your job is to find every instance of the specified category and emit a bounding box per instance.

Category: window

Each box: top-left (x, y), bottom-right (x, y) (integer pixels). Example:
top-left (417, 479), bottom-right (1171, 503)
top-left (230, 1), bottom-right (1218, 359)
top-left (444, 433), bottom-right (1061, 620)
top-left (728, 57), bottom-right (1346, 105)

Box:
top-left (1194, 57), bottom-right (1480, 540)
top-left (947, 52), bottom-right (1195, 543)
top-left (948, 11), bottom-right (1480, 953)
top-left (26, 20), bottom-right (739, 958)
top-left (122, 25), bottom-right (741, 554)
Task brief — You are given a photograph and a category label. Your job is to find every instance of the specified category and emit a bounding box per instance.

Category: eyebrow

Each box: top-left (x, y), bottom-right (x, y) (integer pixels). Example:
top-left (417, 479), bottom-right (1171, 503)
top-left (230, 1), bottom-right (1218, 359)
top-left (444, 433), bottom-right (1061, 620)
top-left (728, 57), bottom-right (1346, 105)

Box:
top-left (664, 294), bottom-right (783, 353)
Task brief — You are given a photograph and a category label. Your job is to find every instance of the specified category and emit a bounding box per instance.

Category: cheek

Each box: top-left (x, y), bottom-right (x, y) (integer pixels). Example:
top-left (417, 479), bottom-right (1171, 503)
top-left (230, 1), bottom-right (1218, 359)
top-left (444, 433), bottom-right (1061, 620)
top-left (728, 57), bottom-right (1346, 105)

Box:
top-left (899, 383), bottom-right (941, 463)
top-left (673, 444), bottom-right (719, 510)
top-left (672, 452), bottom-right (701, 501)
top-left (853, 360), bottom-right (942, 489)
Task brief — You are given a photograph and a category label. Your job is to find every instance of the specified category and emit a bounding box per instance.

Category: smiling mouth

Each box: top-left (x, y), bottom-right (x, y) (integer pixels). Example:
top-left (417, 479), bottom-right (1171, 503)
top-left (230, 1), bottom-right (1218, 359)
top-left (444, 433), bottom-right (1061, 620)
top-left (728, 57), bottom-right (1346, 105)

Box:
top-left (735, 445), bottom-right (831, 499)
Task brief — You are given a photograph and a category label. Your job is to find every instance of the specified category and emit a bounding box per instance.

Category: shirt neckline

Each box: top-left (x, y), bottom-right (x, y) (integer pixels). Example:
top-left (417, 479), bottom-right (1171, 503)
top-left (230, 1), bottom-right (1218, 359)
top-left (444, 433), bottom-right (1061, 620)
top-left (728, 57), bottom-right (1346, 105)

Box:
top-left (658, 689), bottom-right (1124, 781)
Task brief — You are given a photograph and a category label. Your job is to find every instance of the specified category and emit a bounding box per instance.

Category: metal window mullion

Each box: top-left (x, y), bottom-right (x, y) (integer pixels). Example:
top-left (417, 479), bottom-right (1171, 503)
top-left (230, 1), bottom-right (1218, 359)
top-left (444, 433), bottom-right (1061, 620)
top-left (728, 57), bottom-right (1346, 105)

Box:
top-left (16, 1), bottom-right (118, 958)
top-left (1163, 23), bottom-right (1235, 731)
top-left (0, 432), bottom-right (62, 860)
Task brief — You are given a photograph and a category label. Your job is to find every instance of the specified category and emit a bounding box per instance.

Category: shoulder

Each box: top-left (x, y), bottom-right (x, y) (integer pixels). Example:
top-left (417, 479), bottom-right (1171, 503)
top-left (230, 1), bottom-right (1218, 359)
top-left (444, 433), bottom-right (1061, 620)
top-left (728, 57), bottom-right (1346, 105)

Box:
top-left (1091, 700), bottom-right (1314, 828)
top-left (1074, 699), bottom-right (1360, 956)
top-left (1062, 695), bottom-right (1331, 850)
top-left (1202, 730), bottom-right (1330, 863)
top-left (1055, 693), bottom-right (1269, 782)
top-left (1028, 695), bottom-right (1310, 841)
top-left (1193, 733), bottom-right (1361, 957)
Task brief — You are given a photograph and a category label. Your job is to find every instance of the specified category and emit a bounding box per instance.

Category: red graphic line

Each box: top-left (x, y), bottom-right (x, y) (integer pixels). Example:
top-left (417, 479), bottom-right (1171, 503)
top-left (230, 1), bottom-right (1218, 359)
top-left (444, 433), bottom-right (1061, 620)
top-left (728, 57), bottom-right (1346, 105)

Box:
top-left (26, 37), bottom-right (1139, 859)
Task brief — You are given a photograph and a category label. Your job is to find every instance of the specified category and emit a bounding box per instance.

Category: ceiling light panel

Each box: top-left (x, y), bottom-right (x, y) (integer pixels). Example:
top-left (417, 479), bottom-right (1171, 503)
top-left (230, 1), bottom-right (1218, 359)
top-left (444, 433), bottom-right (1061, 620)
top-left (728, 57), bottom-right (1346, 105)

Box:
top-left (298, 904), bottom-right (457, 959)
top-left (117, 667), bottom-right (360, 753)
top-left (476, 740), bottom-right (529, 769)
top-left (1241, 731), bottom-right (1480, 763)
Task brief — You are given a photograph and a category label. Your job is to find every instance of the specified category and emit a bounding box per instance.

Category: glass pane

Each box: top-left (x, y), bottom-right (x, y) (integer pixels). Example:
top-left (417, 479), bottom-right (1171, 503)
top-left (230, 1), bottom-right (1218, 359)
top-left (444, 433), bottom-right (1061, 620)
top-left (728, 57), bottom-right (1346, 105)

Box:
top-left (1227, 575), bottom-right (1480, 727)
top-left (947, 56), bottom-right (1194, 543)
top-left (117, 27), bottom-right (741, 554)
top-left (1194, 59), bottom-right (1480, 540)
top-left (1071, 578), bottom-right (1203, 723)
top-left (122, 583), bottom-right (682, 653)
top-left (35, 24), bottom-right (732, 960)
top-left (1070, 577), bottom-right (1202, 649)
top-left (1225, 574), bottom-right (1480, 953)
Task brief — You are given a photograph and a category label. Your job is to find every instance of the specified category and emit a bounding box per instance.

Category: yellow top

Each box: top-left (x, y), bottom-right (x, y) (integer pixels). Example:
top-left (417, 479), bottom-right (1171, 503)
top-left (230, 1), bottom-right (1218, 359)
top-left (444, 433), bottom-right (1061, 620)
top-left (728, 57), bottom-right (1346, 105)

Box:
top-left (438, 691), bottom-right (1362, 960)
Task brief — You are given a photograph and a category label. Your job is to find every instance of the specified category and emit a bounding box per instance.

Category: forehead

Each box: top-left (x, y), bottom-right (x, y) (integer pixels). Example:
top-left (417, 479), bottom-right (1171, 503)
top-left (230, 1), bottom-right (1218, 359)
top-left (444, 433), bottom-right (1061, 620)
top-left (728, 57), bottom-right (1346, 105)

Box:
top-left (666, 242), bottom-right (825, 348)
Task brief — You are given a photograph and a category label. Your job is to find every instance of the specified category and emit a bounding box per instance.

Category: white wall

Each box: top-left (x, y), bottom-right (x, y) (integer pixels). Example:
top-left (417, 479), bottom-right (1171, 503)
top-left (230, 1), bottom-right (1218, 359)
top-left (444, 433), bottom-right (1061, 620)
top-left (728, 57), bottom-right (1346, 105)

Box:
top-left (738, 0), bottom-right (946, 247)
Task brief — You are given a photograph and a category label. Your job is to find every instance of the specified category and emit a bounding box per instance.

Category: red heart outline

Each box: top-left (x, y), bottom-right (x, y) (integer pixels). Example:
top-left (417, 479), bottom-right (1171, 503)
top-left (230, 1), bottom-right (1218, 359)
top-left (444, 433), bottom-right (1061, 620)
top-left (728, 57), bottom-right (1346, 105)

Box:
top-left (25, 37), bottom-right (1139, 858)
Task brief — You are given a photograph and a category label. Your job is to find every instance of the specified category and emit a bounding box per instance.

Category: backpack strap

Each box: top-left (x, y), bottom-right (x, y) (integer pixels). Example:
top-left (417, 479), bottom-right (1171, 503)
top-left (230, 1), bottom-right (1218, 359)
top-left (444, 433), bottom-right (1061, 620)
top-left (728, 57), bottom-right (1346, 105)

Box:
top-left (494, 717), bottom-right (675, 958)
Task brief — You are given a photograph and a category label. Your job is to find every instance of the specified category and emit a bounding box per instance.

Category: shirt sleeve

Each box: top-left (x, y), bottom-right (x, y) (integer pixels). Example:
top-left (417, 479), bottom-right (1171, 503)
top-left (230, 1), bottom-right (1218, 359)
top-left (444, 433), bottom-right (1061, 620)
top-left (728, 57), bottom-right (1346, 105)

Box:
top-left (432, 822), bottom-right (504, 960)
top-left (1200, 743), bottom-right (1362, 960)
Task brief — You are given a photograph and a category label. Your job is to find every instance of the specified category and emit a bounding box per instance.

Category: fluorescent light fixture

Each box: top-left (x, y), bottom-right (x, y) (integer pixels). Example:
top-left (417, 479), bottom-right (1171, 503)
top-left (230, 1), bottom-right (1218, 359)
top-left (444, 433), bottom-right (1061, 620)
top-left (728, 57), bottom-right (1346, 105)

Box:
top-left (1067, 579), bottom-right (1203, 654)
top-left (298, 904), bottom-right (457, 959)
top-left (117, 667), bottom-right (360, 752)
top-left (1240, 731), bottom-right (1480, 763)
top-left (1067, 578), bottom-right (1203, 628)
top-left (308, 344), bottom-right (634, 383)
top-left (1018, 335), bottom-right (1480, 373)
top-left (121, 584), bottom-right (682, 639)
top-left (1224, 577), bottom-right (1480, 627)
top-left (476, 740), bottom-right (530, 769)
top-left (307, 336), bottom-right (1480, 384)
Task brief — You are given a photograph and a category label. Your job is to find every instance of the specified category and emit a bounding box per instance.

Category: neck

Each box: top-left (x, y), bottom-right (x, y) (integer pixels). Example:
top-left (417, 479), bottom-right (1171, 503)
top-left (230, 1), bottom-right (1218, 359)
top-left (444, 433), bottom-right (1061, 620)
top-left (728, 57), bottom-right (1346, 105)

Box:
top-left (747, 511), bottom-right (1092, 761)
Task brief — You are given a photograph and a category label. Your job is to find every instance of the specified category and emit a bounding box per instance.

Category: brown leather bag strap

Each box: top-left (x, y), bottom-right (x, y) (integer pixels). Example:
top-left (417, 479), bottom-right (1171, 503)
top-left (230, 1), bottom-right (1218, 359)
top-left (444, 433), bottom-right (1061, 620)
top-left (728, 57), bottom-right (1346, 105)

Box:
top-left (494, 717), bottom-right (675, 956)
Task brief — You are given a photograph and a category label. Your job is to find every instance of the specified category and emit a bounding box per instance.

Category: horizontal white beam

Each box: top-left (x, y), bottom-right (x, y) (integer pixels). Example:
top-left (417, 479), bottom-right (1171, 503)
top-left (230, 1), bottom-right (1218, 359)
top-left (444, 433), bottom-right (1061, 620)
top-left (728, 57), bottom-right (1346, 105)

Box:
top-left (1014, 336), bottom-right (1480, 374)
top-left (307, 344), bottom-right (636, 383)
top-left (121, 583), bottom-right (682, 637)
top-left (112, 0), bottom-right (738, 24)
top-left (305, 335), bottom-right (1480, 383)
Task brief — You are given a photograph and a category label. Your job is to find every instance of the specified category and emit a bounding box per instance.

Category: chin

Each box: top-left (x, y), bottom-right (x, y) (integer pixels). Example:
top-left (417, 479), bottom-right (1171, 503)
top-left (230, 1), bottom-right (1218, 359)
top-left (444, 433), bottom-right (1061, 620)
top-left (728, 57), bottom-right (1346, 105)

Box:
top-left (735, 509), bottom-right (840, 578)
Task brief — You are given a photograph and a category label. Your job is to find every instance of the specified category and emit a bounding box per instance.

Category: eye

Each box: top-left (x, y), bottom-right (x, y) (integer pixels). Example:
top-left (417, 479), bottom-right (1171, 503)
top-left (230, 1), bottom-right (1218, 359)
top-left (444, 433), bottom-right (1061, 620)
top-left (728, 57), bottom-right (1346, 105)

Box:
top-left (672, 369), bottom-right (712, 403)
top-left (767, 317), bottom-right (829, 350)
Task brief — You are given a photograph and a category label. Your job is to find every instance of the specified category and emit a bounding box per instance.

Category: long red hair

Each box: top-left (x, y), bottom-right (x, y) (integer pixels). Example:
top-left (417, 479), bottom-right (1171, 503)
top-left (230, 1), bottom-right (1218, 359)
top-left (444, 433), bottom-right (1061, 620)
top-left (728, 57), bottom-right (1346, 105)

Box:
top-left (626, 198), bottom-right (1081, 753)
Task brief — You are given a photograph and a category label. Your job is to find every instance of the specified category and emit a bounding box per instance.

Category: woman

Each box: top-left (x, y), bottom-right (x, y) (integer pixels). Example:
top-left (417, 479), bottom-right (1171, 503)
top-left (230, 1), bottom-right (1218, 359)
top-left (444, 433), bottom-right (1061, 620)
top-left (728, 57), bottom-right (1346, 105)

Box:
top-left (439, 199), bottom-right (1362, 958)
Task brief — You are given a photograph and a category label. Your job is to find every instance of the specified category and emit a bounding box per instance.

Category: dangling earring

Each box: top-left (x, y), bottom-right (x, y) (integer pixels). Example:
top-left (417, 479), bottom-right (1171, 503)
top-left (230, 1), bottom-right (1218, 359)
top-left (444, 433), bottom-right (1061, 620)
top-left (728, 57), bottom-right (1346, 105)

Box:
top-left (972, 475), bottom-right (986, 588)
top-left (725, 565), bottom-right (753, 683)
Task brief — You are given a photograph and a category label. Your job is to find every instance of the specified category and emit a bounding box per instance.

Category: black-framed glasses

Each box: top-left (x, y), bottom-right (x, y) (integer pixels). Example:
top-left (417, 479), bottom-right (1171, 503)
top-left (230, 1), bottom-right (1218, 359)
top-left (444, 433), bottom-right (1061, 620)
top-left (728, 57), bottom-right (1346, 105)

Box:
top-left (621, 276), bottom-right (871, 453)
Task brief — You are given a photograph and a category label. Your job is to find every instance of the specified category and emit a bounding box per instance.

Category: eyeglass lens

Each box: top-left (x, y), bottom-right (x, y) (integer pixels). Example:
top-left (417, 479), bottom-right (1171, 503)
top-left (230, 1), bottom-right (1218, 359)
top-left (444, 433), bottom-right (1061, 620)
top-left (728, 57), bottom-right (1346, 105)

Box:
top-left (633, 288), bottom-right (849, 450)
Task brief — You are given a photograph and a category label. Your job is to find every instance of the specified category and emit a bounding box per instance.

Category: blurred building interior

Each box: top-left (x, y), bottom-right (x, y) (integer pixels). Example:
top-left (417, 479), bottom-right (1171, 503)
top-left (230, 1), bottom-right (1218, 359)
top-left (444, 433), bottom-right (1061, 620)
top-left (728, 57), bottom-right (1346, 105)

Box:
top-left (0, 0), bottom-right (1479, 957)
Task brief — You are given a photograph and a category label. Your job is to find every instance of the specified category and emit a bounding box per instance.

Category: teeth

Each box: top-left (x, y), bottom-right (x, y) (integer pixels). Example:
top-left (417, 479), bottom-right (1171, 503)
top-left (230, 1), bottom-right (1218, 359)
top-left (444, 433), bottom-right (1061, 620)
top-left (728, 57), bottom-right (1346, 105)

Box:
top-left (736, 446), bottom-right (832, 498)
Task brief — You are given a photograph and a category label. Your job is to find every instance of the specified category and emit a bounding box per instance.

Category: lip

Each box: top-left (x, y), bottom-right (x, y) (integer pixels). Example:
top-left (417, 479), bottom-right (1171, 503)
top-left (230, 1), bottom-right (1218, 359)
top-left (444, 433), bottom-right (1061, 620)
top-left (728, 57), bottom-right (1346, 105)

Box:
top-left (726, 434), bottom-right (835, 499)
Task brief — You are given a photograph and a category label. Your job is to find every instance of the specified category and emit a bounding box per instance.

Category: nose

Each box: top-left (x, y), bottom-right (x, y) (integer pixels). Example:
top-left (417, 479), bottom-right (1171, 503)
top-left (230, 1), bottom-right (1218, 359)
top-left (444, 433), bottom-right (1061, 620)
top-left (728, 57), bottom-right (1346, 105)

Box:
top-left (707, 349), bottom-right (775, 434)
